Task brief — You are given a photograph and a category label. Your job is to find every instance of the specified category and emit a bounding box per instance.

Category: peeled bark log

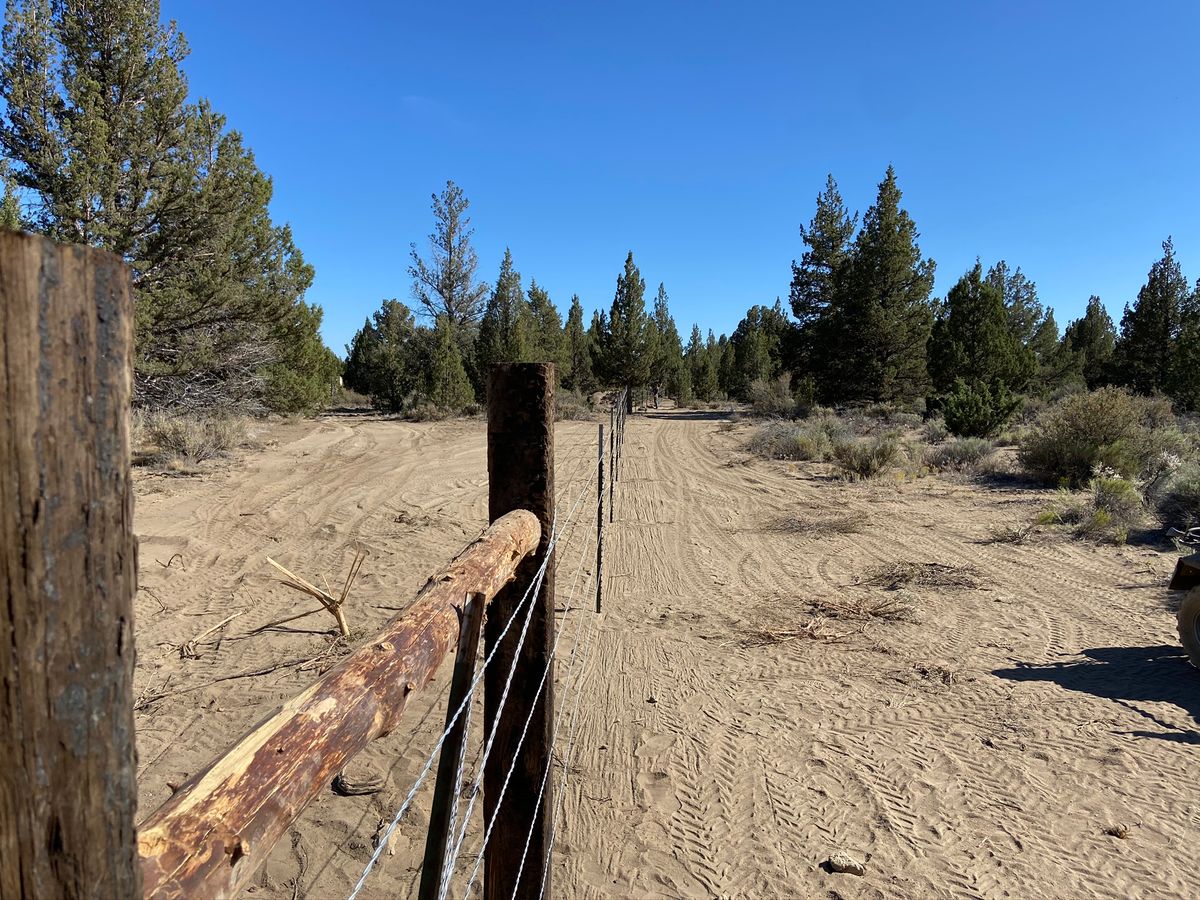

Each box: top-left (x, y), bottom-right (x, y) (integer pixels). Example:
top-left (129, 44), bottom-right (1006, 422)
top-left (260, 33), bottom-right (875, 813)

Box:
top-left (138, 509), bottom-right (541, 899)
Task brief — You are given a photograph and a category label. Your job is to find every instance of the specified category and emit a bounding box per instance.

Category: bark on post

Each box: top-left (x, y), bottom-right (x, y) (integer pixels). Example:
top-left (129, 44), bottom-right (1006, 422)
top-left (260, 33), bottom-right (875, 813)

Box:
top-left (138, 511), bottom-right (540, 899)
top-left (596, 423), bottom-right (605, 613)
top-left (0, 233), bottom-right (140, 899)
top-left (485, 363), bottom-right (556, 900)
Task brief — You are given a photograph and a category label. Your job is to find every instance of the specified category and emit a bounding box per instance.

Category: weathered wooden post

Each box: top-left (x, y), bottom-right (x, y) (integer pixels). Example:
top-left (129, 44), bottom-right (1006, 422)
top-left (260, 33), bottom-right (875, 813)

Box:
top-left (609, 405), bottom-right (616, 523)
top-left (0, 233), bottom-right (141, 898)
top-left (596, 423), bottom-right (604, 613)
top-left (419, 592), bottom-right (487, 900)
top-left (485, 363), bottom-right (556, 899)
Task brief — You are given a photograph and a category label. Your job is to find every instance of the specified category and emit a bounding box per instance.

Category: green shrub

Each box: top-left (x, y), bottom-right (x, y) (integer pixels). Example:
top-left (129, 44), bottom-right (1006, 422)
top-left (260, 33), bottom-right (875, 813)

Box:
top-left (925, 437), bottom-right (994, 472)
top-left (831, 436), bottom-right (901, 480)
top-left (1018, 387), bottom-right (1185, 486)
top-left (1158, 462), bottom-right (1200, 530)
top-left (942, 379), bottom-right (1020, 438)
top-left (1036, 475), bottom-right (1143, 543)
top-left (922, 417), bottom-right (949, 444)
top-left (747, 375), bottom-right (798, 418)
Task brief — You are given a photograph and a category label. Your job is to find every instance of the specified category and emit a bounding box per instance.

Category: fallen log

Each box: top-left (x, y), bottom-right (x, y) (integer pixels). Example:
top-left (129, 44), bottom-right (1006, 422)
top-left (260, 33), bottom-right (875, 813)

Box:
top-left (137, 509), bottom-right (541, 899)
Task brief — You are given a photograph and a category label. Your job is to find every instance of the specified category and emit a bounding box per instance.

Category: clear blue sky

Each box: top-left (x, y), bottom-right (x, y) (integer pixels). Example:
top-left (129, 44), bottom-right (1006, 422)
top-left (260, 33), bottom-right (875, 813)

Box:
top-left (168, 0), bottom-right (1200, 355)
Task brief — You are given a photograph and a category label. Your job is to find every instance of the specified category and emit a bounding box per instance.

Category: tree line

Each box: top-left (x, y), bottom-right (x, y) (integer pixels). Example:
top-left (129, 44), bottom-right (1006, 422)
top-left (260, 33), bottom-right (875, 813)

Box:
top-left (0, 0), bottom-right (339, 413)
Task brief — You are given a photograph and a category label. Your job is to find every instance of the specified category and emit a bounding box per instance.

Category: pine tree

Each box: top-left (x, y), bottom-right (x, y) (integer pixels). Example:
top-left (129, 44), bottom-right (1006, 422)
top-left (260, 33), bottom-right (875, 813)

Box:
top-left (928, 262), bottom-right (1033, 394)
top-left (729, 300), bottom-right (791, 398)
top-left (342, 300), bottom-right (422, 412)
top-left (427, 315), bottom-right (474, 409)
top-left (588, 309), bottom-right (609, 384)
top-left (264, 300), bottom-right (342, 413)
top-left (790, 174), bottom-right (856, 327)
top-left (649, 283), bottom-right (686, 396)
top-left (601, 252), bottom-right (652, 403)
top-left (1062, 296), bottom-right (1117, 388)
top-left (563, 295), bottom-right (595, 393)
top-left (1168, 280), bottom-right (1200, 411)
top-left (0, 160), bottom-right (20, 230)
top-left (825, 166), bottom-right (935, 402)
top-left (408, 181), bottom-right (489, 333)
top-left (0, 0), bottom-right (323, 410)
top-left (1112, 238), bottom-right (1189, 395)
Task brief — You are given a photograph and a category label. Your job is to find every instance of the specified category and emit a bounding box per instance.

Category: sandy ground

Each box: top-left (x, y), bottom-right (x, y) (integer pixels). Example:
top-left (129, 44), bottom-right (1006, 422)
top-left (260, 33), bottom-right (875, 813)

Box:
top-left (133, 409), bottom-right (1200, 899)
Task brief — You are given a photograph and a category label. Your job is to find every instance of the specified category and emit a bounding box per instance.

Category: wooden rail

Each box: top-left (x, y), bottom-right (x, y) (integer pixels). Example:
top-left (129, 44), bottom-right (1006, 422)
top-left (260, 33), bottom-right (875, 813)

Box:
top-left (138, 509), bottom-right (541, 899)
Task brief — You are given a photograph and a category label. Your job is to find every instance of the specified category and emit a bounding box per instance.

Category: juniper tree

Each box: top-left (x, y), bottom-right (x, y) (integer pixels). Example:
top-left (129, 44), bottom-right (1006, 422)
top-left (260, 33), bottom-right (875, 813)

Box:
top-left (928, 262), bottom-right (1033, 394)
top-left (1062, 296), bottom-right (1117, 388)
top-left (563, 295), bottom-right (595, 393)
top-left (1112, 238), bottom-right (1189, 395)
top-left (601, 252), bottom-right (652, 404)
top-left (986, 261), bottom-right (1045, 348)
top-left (729, 300), bottom-right (791, 399)
top-left (790, 174), bottom-right (857, 327)
top-left (687, 324), bottom-right (718, 401)
top-left (527, 280), bottom-right (567, 373)
top-left (0, 0), bottom-right (322, 410)
top-left (1168, 280), bottom-right (1200, 411)
top-left (476, 249), bottom-right (533, 379)
top-left (342, 300), bottom-right (422, 412)
top-left (649, 282), bottom-right (686, 396)
top-left (427, 315), bottom-right (474, 409)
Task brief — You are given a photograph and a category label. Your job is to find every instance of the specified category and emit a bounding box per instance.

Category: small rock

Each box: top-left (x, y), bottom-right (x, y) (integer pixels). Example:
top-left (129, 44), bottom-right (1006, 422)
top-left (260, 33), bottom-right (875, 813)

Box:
top-left (828, 852), bottom-right (866, 876)
top-left (1103, 823), bottom-right (1130, 839)
top-left (647, 696), bottom-right (657, 704)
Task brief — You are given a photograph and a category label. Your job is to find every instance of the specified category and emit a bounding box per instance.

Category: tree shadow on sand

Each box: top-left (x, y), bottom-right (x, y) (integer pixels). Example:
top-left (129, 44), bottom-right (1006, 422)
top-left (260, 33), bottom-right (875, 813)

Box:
top-left (994, 645), bottom-right (1200, 744)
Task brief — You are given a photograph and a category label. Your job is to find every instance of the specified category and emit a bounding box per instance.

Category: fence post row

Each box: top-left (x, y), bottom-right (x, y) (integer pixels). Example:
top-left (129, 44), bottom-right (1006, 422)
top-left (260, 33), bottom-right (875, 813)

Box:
top-left (485, 363), bottom-right (557, 900)
top-left (0, 234), bottom-right (141, 899)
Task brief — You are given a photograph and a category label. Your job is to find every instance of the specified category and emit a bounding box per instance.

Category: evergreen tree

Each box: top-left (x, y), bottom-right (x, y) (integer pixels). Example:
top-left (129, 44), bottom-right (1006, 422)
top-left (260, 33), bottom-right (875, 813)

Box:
top-left (427, 315), bottom-right (474, 409)
top-left (789, 174), bottom-right (857, 325)
top-left (648, 282), bottom-right (686, 396)
top-left (1112, 238), bottom-right (1189, 395)
top-left (476, 249), bottom-right (533, 379)
top-left (1028, 309), bottom-right (1072, 393)
top-left (717, 335), bottom-right (735, 397)
top-left (527, 279), bottom-right (567, 372)
top-left (408, 180), bottom-right (489, 333)
top-left (824, 166), bottom-right (935, 402)
top-left (928, 262), bottom-right (1033, 394)
top-left (1062, 296), bottom-right (1117, 388)
top-left (342, 300), bottom-right (422, 412)
top-left (0, 160), bottom-right (20, 229)
top-left (1168, 280), bottom-right (1200, 411)
top-left (587, 309), bottom-right (610, 383)
top-left (986, 261), bottom-right (1044, 347)
top-left (0, 0), bottom-right (324, 410)
top-left (728, 300), bottom-right (791, 398)
top-left (562, 295), bottom-right (595, 393)
top-left (601, 252), bottom-right (652, 404)
top-left (687, 324), bottom-right (718, 401)
top-left (264, 300), bottom-right (342, 413)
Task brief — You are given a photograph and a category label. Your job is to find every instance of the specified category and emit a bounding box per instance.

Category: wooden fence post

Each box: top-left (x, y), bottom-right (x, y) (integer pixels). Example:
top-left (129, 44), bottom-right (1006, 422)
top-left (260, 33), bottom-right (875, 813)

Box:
top-left (596, 423), bottom-right (604, 613)
top-left (485, 363), bottom-right (556, 899)
top-left (0, 233), bottom-right (140, 898)
top-left (419, 592), bottom-right (487, 900)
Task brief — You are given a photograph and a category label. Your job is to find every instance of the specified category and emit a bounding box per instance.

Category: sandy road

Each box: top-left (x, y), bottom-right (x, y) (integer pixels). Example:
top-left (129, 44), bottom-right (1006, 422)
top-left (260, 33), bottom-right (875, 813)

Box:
top-left (134, 410), bottom-right (1200, 899)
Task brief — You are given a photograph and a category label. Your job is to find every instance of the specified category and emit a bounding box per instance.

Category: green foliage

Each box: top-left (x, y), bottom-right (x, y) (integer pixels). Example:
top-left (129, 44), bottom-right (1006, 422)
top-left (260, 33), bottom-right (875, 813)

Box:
top-left (1112, 238), bottom-right (1189, 396)
top-left (563, 295), bottom-right (595, 393)
top-left (343, 300), bottom-right (423, 413)
top-left (687, 325), bottom-right (719, 401)
top-left (476, 248), bottom-right (533, 379)
top-left (1062, 296), bottom-right (1117, 388)
top-left (263, 301), bottom-right (342, 414)
top-left (407, 180), bottom-right (489, 332)
top-left (747, 374), bottom-right (798, 418)
top-left (0, 0), bottom-right (324, 410)
top-left (942, 379), bottom-right (1020, 438)
top-left (1038, 477), bottom-right (1143, 544)
top-left (1018, 387), bottom-right (1184, 485)
top-left (929, 262), bottom-right (1034, 395)
top-left (427, 315), bottom-right (474, 410)
top-left (1157, 462), bottom-right (1200, 530)
top-left (1168, 282), bottom-right (1200, 411)
top-left (817, 166), bottom-right (936, 403)
top-left (727, 300), bottom-right (791, 399)
top-left (831, 436), bottom-right (901, 480)
top-left (598, 252), bottom-right (652, 392)
top-left (922, 417), bottom-right (949, 443)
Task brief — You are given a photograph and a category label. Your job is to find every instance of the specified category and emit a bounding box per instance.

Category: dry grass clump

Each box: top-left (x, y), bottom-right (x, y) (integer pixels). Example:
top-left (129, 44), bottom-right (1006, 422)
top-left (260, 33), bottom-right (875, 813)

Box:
top-left (923, 417), bottom-right (949, 444)
top-left (139, 411), bottom-right (247, 464)
top-left (986, 521), bottom-right (1040, 545)
top-left (555, 389), bottom-right (593, 421)
top-left (860, 561), bottom-right (980, 590)
top-left (810, 593), bottom-right (917, 622)
top-left (746, 374), bottom-right (801, 418)
top-left (767, 511), bottom-right (869, 536)
top-left (925, 437), bottom-right (994, 473)
top-left (735, 616), bottom-right (859, 648)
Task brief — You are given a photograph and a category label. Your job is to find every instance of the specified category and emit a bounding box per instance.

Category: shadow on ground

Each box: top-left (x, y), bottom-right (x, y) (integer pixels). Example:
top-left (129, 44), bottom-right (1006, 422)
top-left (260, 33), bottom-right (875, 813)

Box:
top-left (642, 410), bottom-right (734, 422)
top-left (994, 645), bottom-right (1200, 743)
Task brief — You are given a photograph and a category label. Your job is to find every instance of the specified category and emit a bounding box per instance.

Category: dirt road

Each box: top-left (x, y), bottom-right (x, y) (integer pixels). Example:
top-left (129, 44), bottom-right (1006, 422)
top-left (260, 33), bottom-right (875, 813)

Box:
top-left (134, 410), bottom-right (1200, 899)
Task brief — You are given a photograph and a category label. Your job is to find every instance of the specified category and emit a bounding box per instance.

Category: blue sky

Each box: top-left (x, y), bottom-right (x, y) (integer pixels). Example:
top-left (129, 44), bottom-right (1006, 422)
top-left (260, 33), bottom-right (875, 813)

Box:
top-left (168, 0), bottom-right (1200, 355)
